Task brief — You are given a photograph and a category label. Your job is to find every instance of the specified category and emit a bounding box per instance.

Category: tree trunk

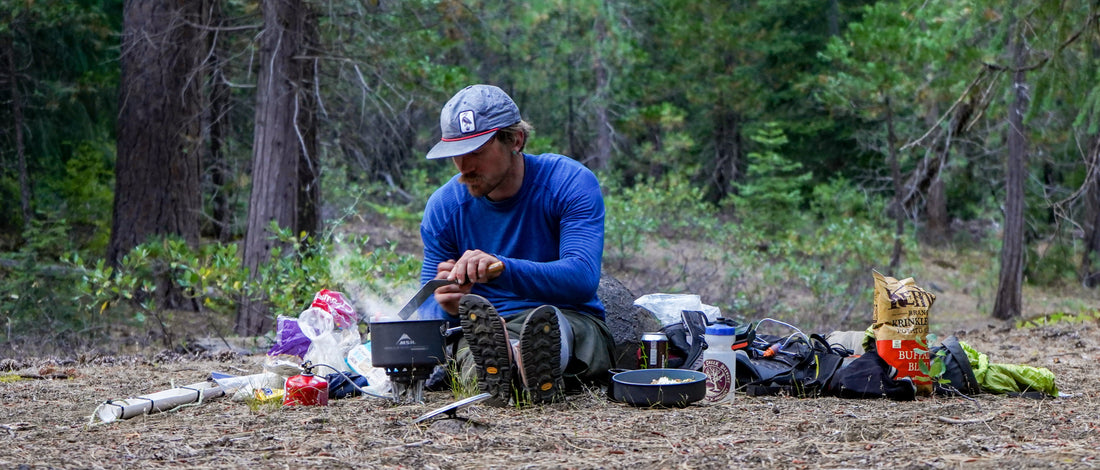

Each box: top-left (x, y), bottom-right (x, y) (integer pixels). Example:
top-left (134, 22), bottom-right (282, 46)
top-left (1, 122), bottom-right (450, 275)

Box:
top-left (237, 0), bottom-right (319, 336)
top-left (5, 34), bottom-right (30, 233)
top-left (887, 97), bottom-right (904, 273)
top-left (827, 0), bottom-right (840, 37)
top-left (1081, 134), bottom-right (1100, 288)
top-left (565, 3), bottom-right (580, 160)
top-left (709, 104), bottom-right (742, 203)
top-left (926, 172), bottom-right (948, 244)
top-left (203, 0), bottom-right (232, 243)
top-left (591, 4), bottom-right (612, 170)
top-left (297, 24), bottom-right (321, 239)
top-left (992, 29), bottom-right (1028, 321)
top-left (109, 1), bottom-right (203, 270)
top-left (1080, 37), bottom-right (1100, 288)
top-left (207, 80), bottom-right (232, 242)
top-left (925, 101), bottom-right (966, 245)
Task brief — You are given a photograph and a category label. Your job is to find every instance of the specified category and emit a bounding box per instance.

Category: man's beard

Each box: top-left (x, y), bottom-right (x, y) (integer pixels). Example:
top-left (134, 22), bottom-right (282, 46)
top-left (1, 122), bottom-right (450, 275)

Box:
top-left (459, 173), bottom-right (499, 198)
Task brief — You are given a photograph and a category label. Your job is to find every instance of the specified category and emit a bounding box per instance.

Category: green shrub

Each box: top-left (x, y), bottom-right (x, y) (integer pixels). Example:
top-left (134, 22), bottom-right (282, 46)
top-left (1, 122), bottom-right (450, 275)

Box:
top-left (613, 102), bottom-right (696, 181)
top-left (713, 188), bottom-right (899, 329)
top-left (601, 122), bottom-right (903, 331)
top-left (1025, 236), bottom-right (1080, 287)
top-left (602, 169), bottom-right (716, 269)
top-left (1, 219), bottom-right (93, 352)
top-left (810, 176), bottom-right (886, 222)
top-left (1016, 309), bottom-right (1100, 329)
top-left (66, 223), bottom-right (421, 348)
top-left (709, 124), bottom-right (898, 329)
top-left (0, 178), bottom-right (22, 242)
top-left (246, 221), bottom-right (421, 318)
top-left (52, 139), bottom-right (114, 254)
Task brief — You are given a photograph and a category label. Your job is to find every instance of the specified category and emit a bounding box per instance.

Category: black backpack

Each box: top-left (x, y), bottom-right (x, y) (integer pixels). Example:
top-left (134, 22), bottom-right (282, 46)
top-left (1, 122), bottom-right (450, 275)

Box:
top-left (828, 334), bottom-right (981, 400)
top-left (736, 332), bottom-right (851, 398)
top-left (928, 335), bottom-right (982, 396)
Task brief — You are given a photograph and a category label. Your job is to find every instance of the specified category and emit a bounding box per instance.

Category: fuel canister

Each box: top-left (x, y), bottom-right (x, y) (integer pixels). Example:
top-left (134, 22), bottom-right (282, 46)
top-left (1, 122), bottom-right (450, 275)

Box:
top-left (284, 367), bottom-right (329, 406)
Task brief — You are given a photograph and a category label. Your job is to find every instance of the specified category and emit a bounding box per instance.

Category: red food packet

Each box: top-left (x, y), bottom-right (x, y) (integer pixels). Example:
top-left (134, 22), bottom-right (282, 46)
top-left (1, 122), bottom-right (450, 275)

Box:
top-left (311, 289), bottom-right (358, 329)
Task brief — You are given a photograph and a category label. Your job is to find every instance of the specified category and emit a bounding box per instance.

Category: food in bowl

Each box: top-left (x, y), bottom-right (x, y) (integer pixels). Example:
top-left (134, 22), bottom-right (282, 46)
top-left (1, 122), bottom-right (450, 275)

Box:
top-left (651, 376), bottom-right (693, 385)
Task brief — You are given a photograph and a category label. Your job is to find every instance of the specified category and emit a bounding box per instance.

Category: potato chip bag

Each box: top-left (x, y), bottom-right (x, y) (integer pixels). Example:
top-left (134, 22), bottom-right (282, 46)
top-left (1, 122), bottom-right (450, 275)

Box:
top-left (872, 270), bottom-right (935, 396)
top-left (311, 289), bottom-right (358, 329)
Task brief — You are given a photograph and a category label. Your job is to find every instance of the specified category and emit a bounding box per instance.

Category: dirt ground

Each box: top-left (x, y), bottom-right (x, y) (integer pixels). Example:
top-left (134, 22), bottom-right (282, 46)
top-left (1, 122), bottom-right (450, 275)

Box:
top-left (2, 213), bottom-right (1097, 469)
top-left (0, 318), bottom-right (1096, 470)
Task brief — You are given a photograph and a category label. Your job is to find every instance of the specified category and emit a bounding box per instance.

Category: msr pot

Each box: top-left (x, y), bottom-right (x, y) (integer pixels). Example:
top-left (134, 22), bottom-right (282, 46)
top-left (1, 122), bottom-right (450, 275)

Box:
top-left (369, 319), bottom-right (447, 403)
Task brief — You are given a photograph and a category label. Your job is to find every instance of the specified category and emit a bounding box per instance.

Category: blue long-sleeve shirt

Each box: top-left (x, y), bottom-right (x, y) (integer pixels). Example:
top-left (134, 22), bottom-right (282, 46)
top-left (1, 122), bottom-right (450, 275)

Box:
top-left (418, 152), bottom-right (606, 324)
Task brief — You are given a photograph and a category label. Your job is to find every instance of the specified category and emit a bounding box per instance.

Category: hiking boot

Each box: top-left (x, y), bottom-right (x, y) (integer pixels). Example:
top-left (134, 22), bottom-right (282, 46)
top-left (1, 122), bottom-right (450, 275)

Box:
top-left (459, 294), bottom-right (514, 406)
top-left (518, 305), bottom-right (568, 404)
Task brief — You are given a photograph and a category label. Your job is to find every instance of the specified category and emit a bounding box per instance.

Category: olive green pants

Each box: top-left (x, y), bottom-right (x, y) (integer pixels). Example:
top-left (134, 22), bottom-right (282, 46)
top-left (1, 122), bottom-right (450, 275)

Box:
top-left (453, 308), bottom-right (614, 391)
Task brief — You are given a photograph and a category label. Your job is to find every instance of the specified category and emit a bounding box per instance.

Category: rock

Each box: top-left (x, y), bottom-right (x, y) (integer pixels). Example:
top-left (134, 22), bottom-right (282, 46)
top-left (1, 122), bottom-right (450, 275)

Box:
top-left (598, 273), bottom-right (660, 369)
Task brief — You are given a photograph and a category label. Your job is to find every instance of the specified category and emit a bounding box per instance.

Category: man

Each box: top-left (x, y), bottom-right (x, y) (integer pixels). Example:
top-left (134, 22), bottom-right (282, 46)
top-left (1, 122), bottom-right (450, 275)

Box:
top-left (418, 84), bottom-right (613, 405)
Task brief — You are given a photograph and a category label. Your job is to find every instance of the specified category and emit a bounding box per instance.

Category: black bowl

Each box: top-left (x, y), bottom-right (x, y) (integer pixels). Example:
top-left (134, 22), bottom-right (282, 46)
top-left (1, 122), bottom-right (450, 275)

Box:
top-left (611, 369), bottom-right (707, 407)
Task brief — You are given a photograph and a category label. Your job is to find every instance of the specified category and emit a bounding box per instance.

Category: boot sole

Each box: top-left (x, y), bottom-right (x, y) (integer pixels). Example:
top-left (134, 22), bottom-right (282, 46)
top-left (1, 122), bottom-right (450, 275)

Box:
top-left (520, 306), bottom-right (564, 404)
top-left (459, 295), bottom-right (512, 406)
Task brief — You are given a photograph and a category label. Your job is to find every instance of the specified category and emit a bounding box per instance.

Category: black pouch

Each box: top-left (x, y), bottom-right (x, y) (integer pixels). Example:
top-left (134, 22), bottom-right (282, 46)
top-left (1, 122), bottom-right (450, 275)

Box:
top-left (829, 352), bottom-right (916, 401)
top-left (325, 372), bottom-right (372, 399)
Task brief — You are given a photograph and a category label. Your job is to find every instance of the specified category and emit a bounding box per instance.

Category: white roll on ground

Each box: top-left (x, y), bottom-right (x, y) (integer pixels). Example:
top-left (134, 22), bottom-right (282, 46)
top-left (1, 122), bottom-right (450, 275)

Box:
top-left (96, 381), bottom-right (224, 423)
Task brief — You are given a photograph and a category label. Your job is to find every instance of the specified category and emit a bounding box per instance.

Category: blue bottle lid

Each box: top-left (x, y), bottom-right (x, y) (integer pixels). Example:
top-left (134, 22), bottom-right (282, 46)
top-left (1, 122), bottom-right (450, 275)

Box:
top-left (705, 324), bottom-right (737, 335)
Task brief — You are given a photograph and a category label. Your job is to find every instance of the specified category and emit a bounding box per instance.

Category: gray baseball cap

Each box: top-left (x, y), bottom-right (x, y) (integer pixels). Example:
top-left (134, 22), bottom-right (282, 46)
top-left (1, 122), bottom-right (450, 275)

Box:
top-left (426, 84), bottom-right (521, 160)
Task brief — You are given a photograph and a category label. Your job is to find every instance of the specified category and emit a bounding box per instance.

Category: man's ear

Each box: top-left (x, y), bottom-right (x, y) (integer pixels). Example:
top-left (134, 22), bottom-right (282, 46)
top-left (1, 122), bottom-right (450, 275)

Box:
top-left (513, 133), bottom-right (526, 153)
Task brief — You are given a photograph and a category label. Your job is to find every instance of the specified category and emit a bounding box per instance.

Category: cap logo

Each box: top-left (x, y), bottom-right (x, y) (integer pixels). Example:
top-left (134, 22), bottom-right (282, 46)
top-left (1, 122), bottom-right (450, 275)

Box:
top-left (459, 110), bottom-right (476, 134)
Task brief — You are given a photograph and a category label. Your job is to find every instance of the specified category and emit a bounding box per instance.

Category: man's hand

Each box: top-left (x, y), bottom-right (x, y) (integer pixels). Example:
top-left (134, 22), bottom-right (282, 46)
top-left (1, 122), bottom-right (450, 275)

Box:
top-left (433, 250), bottom-right (504, 315)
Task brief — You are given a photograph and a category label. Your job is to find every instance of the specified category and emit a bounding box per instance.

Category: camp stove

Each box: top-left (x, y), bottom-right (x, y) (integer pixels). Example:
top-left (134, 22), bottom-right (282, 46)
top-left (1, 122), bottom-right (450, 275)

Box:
top-left (369, 319), bottom-right (447, 403)
top-left (374, 262), bottom-right (501, 403)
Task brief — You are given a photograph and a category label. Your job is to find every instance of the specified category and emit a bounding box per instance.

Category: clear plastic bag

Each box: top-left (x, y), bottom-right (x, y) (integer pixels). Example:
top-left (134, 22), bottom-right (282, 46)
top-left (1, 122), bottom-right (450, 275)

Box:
top-left (300, 307), bottom-right (355, 371)
top-left (633, 293), bottom-right (722, 326)
top-left (220, 357), bottom-right (302, 402)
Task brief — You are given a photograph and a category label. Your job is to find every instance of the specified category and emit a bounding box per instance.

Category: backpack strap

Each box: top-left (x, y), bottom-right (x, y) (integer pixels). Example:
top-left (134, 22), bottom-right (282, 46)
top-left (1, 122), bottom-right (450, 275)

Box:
top-left (679, 310), bottom-right (709, 371)
top-left (805, 334), bottom-right (846, 390)
top-left (931, 335), bottom-right (981, 396)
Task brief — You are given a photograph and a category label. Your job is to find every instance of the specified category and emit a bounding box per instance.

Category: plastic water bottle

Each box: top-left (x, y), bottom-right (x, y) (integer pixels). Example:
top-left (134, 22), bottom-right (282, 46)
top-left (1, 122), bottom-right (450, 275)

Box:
top-left (702, 323), bottom-right (738, 404)
top-left (284, 365), bottom-right (329, 406)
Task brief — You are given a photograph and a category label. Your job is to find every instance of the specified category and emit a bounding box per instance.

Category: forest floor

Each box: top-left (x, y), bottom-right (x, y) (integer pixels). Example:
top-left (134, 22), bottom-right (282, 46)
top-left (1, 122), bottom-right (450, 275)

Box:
top-left (1, 215), bottom-right (1098, 469)
top-left (0, 320), bottom-right (1097, 469)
